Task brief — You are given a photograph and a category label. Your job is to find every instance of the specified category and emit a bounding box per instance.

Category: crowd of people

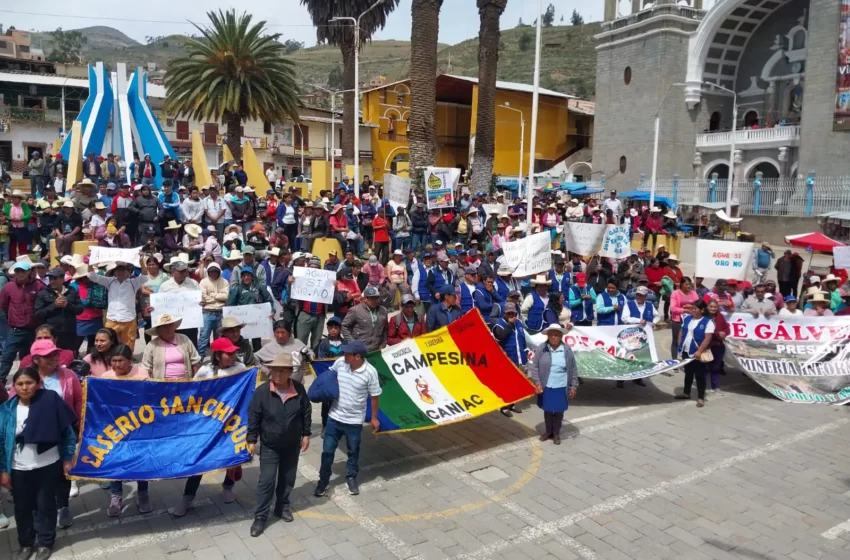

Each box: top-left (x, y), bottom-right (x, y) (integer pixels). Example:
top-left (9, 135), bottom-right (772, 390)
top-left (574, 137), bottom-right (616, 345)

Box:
top-left (0, 164), bottom-right (845, 555)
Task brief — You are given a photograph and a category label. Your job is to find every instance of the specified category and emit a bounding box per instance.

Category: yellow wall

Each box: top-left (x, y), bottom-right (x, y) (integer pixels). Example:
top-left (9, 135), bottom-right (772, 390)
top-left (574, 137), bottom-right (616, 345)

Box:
top-left (363, 79), bottom-right (580, 181)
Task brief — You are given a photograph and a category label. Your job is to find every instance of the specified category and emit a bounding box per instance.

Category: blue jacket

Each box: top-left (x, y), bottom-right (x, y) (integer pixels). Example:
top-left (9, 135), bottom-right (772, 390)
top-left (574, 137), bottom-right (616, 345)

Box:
top-left (596, 291), bottom-right (625, 326)
top-left (472, 283), bottom-right (502, 317)
top-left (493, 318), bottom-right (527, 366)
top-left (234, 170), bottom-right (248, 186)
top-left (276, 200), bottom-right (299, 228)
top-left (459, 283), bottom-right (475, 314)
top-left (525, 291), bottom-right (546, 331)
top-left (678, 314), bottom-right (713, 356)
top-left (0, 396), bottom-right (77, 474)
top-left (261, 260), bottom-right (289, 302)
top-left (426, 302), bottom-right (461, 332)
top-left (549, 270), bottom-right (571, 294)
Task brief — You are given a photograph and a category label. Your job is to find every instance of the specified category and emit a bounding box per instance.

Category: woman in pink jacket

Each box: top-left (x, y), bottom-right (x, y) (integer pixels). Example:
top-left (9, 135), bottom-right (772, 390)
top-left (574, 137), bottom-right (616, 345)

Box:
top-left (669, 277), bottom-right (699, 360)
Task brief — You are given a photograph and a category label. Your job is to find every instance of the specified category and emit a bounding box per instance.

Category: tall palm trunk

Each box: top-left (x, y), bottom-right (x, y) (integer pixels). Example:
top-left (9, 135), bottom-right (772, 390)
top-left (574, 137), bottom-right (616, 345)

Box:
top-left (470, 0), bottom-right (507, 194)
top-left (340, 41), bottom-right (356, 173)
top-left (408, 0), bottom-right (442, 197)
top-left (225, 112), bottom-right (242, 161)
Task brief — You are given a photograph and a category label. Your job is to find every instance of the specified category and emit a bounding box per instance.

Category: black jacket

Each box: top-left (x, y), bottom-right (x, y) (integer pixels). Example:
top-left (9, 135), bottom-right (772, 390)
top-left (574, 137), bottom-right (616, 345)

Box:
top-left (410, 209), bottom-right (430, 234)
top-left (34, 285), bottom-right (83, 334)
top-left (247, 380), bottom-right (311, 449)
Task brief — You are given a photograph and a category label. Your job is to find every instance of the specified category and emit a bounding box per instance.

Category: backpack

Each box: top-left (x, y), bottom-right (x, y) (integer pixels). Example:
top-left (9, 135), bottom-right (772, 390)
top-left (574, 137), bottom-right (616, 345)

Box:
top-left (756, 250), bottom-right (770, 268)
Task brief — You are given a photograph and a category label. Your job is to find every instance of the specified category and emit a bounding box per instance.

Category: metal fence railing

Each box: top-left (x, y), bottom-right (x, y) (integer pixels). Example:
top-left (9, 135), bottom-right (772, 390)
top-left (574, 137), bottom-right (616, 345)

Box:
top-left (579, 177), bottom-right (850, 218)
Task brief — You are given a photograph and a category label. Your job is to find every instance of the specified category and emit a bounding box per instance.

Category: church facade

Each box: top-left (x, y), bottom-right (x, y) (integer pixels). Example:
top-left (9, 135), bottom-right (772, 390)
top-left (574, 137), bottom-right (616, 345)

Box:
top-left (594, 0), bottom-right (850, 190)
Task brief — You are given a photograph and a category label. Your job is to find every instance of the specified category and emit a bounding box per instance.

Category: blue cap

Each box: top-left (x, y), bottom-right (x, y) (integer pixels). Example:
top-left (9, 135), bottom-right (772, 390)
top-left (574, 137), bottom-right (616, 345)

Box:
top-left (438, 285), bottom-right (455, 296)
top-left (363, 286), bottom-right (380, 298)
top-left (422, 252), bottom-right (433, 259)
top-left (240, 266), bottom-right (254, 275)
top-left (340, 340), bottom-right (368, 357)
top-left (459, 250), bottom-right (468, 255)
top-left (468, 249), bottom-right (478, 257)
top-left (11, 261), bottom-right (31, 272)
top-left (266, 189), bottom-right (275, 195)
top-left (464, 266), bottom-right (478, 275)
top-left (447, 249), bottom-right (457, 256)
top-left (327, 316), bottom-right (343, 326)
top-left (784, 294), bottom-right (797, 303)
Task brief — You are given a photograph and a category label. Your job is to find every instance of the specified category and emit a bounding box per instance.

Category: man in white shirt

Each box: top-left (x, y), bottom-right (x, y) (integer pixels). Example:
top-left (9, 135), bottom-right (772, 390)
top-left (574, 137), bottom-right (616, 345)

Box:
top-left (315, 340), bottom-right (381, 498)
top-left (158, 260), bottom-right (201, 346)
top-left (204, 188), bottom-right (228, 240)
top-left (265, 166), bottom-right (277, 187)
top-left (88, 262), bottom-right (148, 350)
top-left (601, 190), bottom-right (622, 219)
top-left (621, 286), bottom-right (660, 328)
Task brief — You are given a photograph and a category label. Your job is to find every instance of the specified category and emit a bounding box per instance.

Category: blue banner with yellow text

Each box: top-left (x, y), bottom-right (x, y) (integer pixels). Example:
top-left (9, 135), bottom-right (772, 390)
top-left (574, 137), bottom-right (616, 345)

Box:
top-left (69, 368), bottom-right (258, 481)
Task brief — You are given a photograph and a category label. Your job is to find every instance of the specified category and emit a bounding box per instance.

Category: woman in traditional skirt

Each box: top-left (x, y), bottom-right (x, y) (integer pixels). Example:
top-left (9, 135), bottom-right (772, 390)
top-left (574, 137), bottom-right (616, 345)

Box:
top-left (5, 189), bottom-right (32, 261)
top-left (528, 323), bottom-right (579, 445)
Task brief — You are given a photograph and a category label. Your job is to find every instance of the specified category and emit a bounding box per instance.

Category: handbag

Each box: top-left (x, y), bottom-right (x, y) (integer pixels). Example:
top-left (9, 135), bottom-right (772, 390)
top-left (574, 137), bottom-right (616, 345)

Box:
top-left (698, 349), bottom-right (714, 363)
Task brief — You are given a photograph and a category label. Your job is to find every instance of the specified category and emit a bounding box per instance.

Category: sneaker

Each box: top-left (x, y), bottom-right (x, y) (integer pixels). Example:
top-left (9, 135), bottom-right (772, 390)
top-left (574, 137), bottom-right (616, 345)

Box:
top-left (57, 506), bottom-right (73, 528)
top-left (346, 478), bottom-right (360, 496)
top-left (0, 511), bottom-right (9, 529)
top-left (34, 547), bottom-right (51, 560)
top-left (14, 547), bottom-right (33, 560)
top-left (314, 481), bottom-right (328, 497)
top-left (172, 496), bottom-right (193, 517)
top-left (222, 486), bottom-right (235, 504)
top-left (69, 481), bottom-right (79, 498)
top-left (137, 491), bottom-right (152, 514)
top-left (107, 496), bottom-right (122, 518)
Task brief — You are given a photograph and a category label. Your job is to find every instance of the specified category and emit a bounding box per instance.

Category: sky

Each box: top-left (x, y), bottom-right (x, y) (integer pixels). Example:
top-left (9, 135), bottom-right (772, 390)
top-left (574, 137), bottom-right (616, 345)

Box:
top-left (1, 0), bottom-right (605, 47)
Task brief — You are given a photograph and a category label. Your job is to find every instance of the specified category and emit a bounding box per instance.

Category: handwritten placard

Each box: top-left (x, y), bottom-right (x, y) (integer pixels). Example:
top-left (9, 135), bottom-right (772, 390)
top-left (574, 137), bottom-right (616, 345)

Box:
top-left (385, 174), bottom-right (411, 211)
top-left (502, 232), bottom-right (552, 277)
top-left (599, 225), bottom-right (631, 259)
top-left (89, 246), bottom-right (142, 266)
top-left (291, 266), bottom-right (336, 304)
top-left (694, 239), bottom-right (754, 280)
top-left (223, 303), bottom-right (274, 340)
top-left (564, 223), bottom-right (606, 256)
top-left (834, 246), bottom-right (850, 269)
top-left (150, 291), bottom-right (203, 330)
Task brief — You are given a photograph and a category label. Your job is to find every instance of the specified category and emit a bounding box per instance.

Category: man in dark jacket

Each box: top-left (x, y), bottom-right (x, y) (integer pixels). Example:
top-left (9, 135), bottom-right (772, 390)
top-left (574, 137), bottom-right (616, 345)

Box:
top-left (387, 295), bottom-right (426, 344)
top-left (247, 352), bottom-right (311, 536)
top-left (159, 155), bottom-right (176, 182)
top-left (35, 267), bottom-right (83, 352)
top-left (132, 185), bottom-right (162, 244)
top-left (426, 285), bottom-right (461, 332)
top-left (410, 202), bottom-right (430, 253)
top-left (305, 201), bottom-right (330, 253)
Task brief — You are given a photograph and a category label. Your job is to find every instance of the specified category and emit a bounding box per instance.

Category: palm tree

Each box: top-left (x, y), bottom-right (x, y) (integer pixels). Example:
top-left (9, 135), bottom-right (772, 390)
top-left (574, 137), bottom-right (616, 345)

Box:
top-left (301, 0), bottom-right (400, 171)
top-left (408, 0), bottom-right (443, 196)
top-left (164, 10), bottom-right (301, 161)
top-left (470, 0), bottom-right (507, 194)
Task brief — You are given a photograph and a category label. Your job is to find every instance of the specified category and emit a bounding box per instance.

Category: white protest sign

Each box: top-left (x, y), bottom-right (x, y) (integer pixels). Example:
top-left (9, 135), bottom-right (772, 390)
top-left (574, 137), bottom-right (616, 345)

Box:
top-left (424, 167), bottom-right (459, 210)
top-left (223, 303), bottom-right (273, 340)
top-left (150, 291), bottom-right (203, 330)
top-left (291, 266), bottom-right (336, 304)
top-left (694, 239), bottom-right (754, 280)
top-left (564, 222), bottom-right (606, 256)
top-left (599, 225), bottom-right (631, 259)
top-left (502, 232), bottom-right (552, 277)
top-left (89, 246), bottom-right (142, 265)
top-left (482, 203), bottom-right (508, 217)
top-left (385, 174), bottom-right (411, 211)
top-left (834, 246), bottom-right (850, 269)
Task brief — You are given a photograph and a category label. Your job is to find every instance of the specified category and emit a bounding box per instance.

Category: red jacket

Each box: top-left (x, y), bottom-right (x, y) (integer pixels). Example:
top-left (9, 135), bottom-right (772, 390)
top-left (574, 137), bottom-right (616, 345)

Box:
top-left (0, 279), bottom-right (45, 329)
top-left (387, 312), bottom-right (426, 345)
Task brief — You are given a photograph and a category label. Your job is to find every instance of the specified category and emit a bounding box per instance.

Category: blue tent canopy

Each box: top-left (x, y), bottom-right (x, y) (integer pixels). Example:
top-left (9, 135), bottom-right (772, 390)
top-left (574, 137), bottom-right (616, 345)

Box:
top-left (570, 187), bottom-right (604, 196)
top-left (495, 178), bottom-right (521, 192)
top-left (616, 190), bottom-right (676, 209)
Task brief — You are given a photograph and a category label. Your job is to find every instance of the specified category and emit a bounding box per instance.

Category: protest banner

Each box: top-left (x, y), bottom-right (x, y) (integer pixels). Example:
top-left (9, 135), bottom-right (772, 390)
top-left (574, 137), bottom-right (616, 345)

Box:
top-left (424, 167), bottom-right (459, 210)
top-left (501, 232), bottom-right (552, 277)
top-left (385, 174), bottom-right (412, 211)
top-left (724, 313), bottom-right (850, 404)
top-left (564, 222), bottom-right (606, 256)
top-left (89, 245), bottom-right (142, 265)
top-left (834, 246), bottom-right (850, 269)
top-left (69, 368), bottom-right (258, 480)
top-left (310, 310), bottom-right (535, 433)
top-left (150, 291), bottom-right (203, 330)
top-left (599, 225), bottom-right (631, 259)
top-left (224, 303), bottom-right (274, 340)
top-left (526, 323), bottom-right (688, 380)
top-left (694, 239), bottom-right (754, 280)
top-left (291, 266), bottom-right (336, 304)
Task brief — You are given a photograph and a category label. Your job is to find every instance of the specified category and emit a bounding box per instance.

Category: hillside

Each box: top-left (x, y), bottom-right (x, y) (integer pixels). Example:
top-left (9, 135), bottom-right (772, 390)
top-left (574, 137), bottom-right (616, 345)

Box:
top-left (25, 22), bottom-right (600, 99)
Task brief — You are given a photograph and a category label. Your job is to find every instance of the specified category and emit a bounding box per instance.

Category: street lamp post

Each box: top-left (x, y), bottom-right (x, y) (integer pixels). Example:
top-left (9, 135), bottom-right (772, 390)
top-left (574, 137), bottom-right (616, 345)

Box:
top-left (525, 0), bottom-right (543, 228)
top-left (330, 0), bottom-right (385, 199)
top-left (649, 82), bottom-right (687, 209)
top-left (308, 84), bottom-right (355, 193)
top-left (499, 102), bottom-right (524, 199)
top-left (704, 81), bottom-right (738, 216)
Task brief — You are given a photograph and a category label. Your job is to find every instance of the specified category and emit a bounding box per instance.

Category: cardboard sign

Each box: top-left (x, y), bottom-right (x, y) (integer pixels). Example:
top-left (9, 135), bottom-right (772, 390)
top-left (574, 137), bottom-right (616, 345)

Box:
top-left (385, 174), bottom-right (412, 211)
top-left (291, 266), bottom-right (336, 304)
top-left (223, 303), bottom-right (274, 340)
top-left (599, 225), bottom-right (631, 259)
top-left (150, 291), bottom-right (203, 330)
top-left (564, 223), bottom-right (606, 256)
top-left (502, 232), bottom-right (552, 277)
top-left (834, 246), bottom-right (850, 269)
top-left (694, 239), bottom-right (754, 280)
top-left (89, 246), bottom-right (143, 266)
top-left (424, 167), bottom-right (459, 210)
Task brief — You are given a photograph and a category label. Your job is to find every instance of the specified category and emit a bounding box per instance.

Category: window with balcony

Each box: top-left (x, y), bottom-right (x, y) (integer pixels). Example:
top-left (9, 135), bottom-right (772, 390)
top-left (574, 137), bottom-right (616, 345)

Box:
top-left (176, 120), bottom-right (189, 140)
top-left (204, 123), bottom-right (218, 144)
top-left (294, 125), bottom-right (309, 149)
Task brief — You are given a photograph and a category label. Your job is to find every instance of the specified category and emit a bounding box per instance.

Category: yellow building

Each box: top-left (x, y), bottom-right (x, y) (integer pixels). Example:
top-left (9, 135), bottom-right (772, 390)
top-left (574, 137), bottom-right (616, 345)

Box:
top-left (361, 74), bottom-right (594, 182)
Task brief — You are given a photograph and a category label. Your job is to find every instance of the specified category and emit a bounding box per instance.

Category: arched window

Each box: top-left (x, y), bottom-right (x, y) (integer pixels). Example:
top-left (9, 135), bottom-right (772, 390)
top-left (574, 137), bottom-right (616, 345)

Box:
top-left (744, 111), bottom-right (759, 128)
top-left (709, 111), bottom-right (721, 132)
